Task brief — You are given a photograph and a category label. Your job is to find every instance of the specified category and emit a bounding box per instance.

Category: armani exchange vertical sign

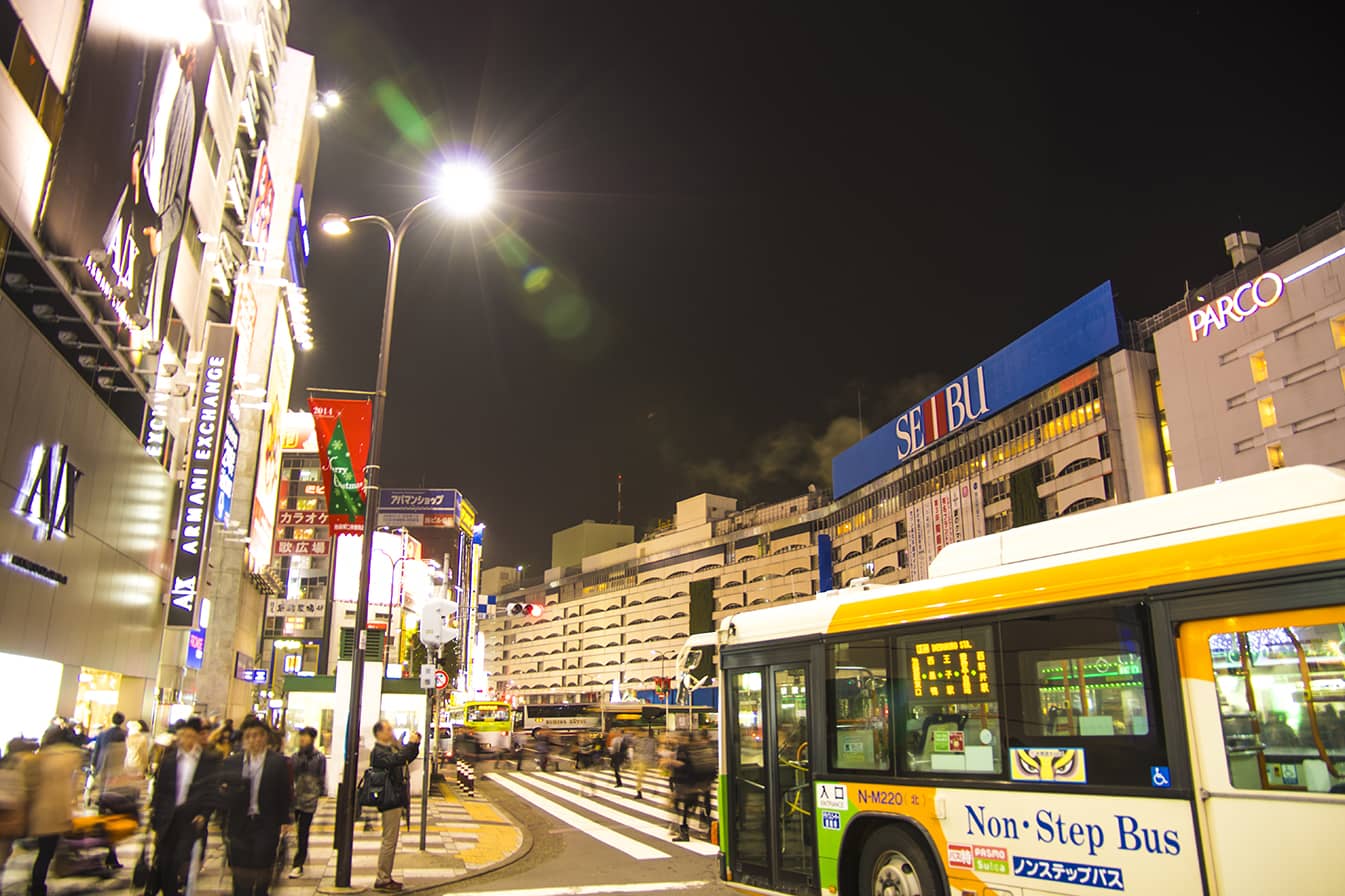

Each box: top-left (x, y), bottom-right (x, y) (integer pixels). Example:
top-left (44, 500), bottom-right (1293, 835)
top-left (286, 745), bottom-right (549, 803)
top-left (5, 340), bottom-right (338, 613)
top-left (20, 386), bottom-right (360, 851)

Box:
top-left (166, 323), bottom-right (238, 628)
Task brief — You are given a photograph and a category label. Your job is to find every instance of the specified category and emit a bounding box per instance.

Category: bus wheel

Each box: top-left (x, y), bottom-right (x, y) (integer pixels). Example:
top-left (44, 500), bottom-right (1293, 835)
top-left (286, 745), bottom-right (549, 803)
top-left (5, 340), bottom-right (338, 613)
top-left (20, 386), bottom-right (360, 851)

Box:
top-left (858, 826), bottom-right (938, 896)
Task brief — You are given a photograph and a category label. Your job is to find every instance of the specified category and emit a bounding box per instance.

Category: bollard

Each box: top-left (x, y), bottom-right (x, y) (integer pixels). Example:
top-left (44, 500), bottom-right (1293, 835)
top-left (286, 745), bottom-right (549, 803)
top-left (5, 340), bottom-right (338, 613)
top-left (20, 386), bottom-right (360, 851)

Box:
top-left (452, 758), bottom-right (475, 797)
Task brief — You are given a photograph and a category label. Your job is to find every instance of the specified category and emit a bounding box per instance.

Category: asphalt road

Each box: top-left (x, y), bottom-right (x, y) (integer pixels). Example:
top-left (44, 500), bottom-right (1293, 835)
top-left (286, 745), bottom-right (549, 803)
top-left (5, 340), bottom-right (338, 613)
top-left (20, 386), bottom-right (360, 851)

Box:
top-left (438, 766), bottom-right (740, 896)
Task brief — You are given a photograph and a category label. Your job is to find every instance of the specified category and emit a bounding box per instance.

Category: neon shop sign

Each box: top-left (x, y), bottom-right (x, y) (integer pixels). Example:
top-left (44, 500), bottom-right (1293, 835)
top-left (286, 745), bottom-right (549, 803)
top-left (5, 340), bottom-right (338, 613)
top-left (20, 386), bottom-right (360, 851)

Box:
top-left (1187, 273), bottom-right (1284, 342)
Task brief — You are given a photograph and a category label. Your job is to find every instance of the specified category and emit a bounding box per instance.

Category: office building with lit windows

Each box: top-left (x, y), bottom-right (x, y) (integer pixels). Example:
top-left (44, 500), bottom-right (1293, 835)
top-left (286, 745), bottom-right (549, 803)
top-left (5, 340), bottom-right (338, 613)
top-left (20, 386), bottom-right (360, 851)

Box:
top-left (826, 283), bottom-right (1169, 586)
top-left (483, 491), bottom-right (834, 706)
top-left (1145, 209), bottom-right (1345, 489)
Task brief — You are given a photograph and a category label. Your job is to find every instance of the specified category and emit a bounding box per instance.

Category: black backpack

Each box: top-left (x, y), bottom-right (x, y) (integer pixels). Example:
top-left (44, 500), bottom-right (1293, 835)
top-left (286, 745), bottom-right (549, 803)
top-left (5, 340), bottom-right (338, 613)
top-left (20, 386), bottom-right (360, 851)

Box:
top-left (357, 766), bottom-right (390, 808)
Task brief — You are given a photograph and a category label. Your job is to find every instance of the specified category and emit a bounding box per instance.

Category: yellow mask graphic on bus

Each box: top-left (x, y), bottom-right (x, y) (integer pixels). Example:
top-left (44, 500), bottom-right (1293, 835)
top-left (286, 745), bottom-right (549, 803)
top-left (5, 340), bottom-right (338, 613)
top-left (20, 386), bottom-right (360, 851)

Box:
top-left (1010, 747), bottom-right (1087, 783)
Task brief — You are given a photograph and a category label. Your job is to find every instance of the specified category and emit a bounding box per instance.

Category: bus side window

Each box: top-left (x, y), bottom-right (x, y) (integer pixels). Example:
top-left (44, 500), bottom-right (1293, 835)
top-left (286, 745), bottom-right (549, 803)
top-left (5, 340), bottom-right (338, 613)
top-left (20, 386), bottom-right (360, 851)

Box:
top-left (1000, 602), bottom-right (1164, 787)
top-left (826, 639), bottom-right (891, 772)
top-left (896, 625), bottom-right (1002, 776)
top-left (1208, 619), bottom-right (1345, 793)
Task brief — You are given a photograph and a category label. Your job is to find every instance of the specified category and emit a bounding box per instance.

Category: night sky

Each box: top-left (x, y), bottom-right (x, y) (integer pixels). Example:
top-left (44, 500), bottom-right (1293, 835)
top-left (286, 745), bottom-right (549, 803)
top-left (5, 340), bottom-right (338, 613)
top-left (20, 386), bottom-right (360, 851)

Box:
top-left (286, 4), bottom-right (1343, 574)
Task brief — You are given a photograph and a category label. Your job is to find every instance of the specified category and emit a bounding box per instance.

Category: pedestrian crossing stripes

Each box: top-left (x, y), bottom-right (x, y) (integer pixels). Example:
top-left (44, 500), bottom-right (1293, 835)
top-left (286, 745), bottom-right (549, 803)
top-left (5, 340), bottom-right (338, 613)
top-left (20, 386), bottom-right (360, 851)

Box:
top-left (188, 796), bottom-right (476, 894)
top-left (508, 767), bottom-right (718, 821)
top-left (0, 792), bottom-right (492, 896)
top-left (485, 767), bottom-right (721, 863)
top-left (503, 774), bottom-right (718, 857)
top-left (445, 883), bottom-right (714, 896)
top-left (488, 775), bottom-right (671, 861)
top-left (545, 773), bottom-right (716, 832)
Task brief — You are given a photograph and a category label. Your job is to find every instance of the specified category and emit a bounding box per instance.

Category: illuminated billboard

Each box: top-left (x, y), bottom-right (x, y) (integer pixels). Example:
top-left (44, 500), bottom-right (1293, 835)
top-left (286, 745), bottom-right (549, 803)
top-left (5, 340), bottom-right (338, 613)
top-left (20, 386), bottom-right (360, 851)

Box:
top-left (40, 0), bottom-right (217, 343)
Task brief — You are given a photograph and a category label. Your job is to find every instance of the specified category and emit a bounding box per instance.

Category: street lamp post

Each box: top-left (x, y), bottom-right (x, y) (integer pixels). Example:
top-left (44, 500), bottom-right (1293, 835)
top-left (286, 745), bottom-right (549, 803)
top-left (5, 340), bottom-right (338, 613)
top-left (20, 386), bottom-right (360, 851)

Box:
top-left (321, 161), bottom-right (494, 891)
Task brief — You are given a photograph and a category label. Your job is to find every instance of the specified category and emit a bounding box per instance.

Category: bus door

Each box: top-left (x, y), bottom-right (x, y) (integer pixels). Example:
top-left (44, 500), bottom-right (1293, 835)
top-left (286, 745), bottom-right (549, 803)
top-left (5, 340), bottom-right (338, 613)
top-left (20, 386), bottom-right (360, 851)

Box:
top-left (1176, 604), bottom-right (1345, 895)
top-left (726, 656), bottom-right (815, 894)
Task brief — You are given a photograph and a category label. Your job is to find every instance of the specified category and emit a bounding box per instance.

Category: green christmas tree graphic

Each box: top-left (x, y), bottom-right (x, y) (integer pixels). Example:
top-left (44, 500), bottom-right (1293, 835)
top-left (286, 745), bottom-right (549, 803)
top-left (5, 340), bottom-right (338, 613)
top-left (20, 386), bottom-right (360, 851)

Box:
top-left (325, 418), bottom-right (365, 518)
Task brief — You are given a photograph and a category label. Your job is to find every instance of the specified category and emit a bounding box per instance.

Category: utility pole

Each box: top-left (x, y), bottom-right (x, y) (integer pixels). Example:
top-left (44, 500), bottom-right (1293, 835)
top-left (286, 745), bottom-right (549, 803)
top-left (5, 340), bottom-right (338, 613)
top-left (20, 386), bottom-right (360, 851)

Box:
top-left (419, 645), bottom-right (435, 850)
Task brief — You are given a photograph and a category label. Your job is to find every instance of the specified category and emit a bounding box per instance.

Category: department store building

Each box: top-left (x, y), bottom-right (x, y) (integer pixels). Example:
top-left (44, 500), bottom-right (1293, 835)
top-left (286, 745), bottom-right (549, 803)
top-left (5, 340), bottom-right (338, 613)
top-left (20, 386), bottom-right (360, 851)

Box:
top-left (0, 0), bottom-right (319, 742)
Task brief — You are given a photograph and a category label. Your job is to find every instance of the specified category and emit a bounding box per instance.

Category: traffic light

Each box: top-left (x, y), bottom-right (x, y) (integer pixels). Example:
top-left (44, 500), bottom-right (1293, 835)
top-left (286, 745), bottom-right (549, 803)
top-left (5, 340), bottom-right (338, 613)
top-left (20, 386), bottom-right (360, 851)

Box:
top-left (507, 602), bottom-right (544, 617)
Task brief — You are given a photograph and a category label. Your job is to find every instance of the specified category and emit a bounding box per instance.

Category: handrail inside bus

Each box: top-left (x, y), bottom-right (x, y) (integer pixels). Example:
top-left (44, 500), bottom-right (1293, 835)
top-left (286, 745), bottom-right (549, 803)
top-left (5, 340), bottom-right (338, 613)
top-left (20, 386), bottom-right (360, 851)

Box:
top-left (1283, 627), bottom-right (1342, 778)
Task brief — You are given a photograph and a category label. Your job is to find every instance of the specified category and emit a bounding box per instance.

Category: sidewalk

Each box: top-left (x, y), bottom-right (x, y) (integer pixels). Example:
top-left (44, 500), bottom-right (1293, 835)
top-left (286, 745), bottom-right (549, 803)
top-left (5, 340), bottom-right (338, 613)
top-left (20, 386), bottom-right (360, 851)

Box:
top-left (0, 781), bottom-right (527, 896)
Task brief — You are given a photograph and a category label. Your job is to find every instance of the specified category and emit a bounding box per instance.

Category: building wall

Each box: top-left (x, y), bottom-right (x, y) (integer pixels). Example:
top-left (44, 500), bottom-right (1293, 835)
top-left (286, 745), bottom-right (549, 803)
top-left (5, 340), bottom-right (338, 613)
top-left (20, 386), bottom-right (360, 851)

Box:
top-left (1154, 232), bottom-right (1345, 488)
top-left (551, 520), bottom-right (634, 569)
top-left (0, 295), bottom-right (174, 726)
top-left (0, 0), bottom-right (79, 233)
top-left (825, 352), bottom-right (1161, 586)
top-left (485, 492), bottom-right (826, 703)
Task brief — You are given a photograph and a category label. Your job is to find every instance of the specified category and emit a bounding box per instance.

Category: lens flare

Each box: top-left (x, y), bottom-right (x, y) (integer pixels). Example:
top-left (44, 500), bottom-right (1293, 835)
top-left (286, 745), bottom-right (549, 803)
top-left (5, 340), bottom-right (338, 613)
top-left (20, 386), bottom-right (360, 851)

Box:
top-left (372, 79), bottom-right (434, 150)
top-left (523, 266), bottom-right (553, 293)
top-left (543, 292), bottom-right (591, 342)
top-left (491, 232), bottom-right (530, 269)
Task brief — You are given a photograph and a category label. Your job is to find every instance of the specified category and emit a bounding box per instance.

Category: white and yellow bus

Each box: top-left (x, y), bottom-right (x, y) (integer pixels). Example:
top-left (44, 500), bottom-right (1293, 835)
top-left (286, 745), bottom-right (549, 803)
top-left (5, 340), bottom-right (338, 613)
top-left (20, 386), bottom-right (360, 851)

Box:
top-left (717, 465), bottom-right (1345, 896)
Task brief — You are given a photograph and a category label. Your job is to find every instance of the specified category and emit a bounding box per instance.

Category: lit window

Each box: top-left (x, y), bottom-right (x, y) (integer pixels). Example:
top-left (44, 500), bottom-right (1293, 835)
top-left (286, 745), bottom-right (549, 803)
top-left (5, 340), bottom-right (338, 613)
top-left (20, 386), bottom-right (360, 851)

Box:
top-left (1257, 396), bottom-right (1277, 429)
top-left (1332, 315), bottom-right (1345, 350)
top-left (1266, 443), bottom-right (1285, 470)
top-left (1249, 351), bottom-right (1269, 383)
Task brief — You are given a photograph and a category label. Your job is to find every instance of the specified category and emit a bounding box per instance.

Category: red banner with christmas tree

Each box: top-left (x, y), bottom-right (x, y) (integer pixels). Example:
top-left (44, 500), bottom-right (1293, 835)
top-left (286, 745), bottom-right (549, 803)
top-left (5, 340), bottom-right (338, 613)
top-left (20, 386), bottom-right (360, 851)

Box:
top-left (308, 397), bottom-right (373, 535)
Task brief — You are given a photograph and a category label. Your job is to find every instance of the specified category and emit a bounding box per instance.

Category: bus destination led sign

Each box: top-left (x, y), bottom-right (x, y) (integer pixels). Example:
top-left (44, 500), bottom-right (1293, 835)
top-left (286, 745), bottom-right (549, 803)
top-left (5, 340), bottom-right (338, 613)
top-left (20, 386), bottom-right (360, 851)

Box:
top-left (910, 636), bottom-right (991, 699)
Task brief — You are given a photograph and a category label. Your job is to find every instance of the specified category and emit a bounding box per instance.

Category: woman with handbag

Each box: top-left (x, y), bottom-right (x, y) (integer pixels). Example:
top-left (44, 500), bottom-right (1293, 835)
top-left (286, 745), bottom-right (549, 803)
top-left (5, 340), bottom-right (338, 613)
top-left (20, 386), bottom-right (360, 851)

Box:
top-left (0, 737), bottom-right (38, 876)
top-left (27, 725), bottom-right (85, 896)
top-left (366, 721), bottom-right (419, 892)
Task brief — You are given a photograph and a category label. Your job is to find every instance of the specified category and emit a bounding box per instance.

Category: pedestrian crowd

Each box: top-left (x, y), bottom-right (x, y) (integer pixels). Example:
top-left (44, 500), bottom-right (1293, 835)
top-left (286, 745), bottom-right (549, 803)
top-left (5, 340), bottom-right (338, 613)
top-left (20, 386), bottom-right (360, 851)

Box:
top-left (501, 725), bottom-right (717, 842)
top-left (0, 711), bottom-right (373, 896)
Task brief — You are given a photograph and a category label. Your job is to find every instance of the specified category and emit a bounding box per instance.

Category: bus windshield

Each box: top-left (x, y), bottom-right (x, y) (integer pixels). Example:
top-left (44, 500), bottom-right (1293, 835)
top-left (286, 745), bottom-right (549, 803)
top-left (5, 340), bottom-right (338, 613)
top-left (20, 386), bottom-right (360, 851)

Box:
top-left (465, 703), bottom-right (511, 727)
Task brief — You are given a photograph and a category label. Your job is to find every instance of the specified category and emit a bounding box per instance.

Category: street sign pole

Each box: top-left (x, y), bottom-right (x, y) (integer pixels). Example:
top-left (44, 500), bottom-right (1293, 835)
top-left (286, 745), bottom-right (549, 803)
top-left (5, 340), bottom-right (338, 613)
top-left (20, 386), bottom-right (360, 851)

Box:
top-left (419, 649), bottom-right (437, 850)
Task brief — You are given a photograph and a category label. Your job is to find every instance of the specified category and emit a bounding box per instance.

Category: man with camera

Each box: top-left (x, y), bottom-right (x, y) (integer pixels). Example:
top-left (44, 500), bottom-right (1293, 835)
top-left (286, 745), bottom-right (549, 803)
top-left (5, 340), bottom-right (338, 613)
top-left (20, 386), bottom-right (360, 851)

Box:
top-left (367, 721), bottom-right (419, 891)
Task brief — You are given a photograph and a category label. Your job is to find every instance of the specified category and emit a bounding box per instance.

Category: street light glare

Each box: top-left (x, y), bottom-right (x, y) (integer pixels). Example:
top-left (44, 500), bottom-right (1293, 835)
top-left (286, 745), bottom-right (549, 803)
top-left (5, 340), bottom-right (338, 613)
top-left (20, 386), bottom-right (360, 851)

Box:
top-left (321, 214), bottom-right (352, 236)
top-left (323, 90), bottom-right (342, 108)
top-left (438, 161), bottom-right (495, 218)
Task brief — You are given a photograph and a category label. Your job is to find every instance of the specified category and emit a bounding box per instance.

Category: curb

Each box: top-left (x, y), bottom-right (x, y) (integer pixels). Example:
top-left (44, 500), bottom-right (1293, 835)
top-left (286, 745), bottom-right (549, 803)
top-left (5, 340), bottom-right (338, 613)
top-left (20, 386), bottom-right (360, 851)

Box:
top-left (397, 778), bottom-right (533, 894)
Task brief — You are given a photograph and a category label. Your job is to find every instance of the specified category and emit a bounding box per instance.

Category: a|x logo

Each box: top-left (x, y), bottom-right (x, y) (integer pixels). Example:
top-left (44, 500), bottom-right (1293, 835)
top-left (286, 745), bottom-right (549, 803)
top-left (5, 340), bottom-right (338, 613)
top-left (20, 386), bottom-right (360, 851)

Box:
top-left (14, 443), bottom-right (82, 540)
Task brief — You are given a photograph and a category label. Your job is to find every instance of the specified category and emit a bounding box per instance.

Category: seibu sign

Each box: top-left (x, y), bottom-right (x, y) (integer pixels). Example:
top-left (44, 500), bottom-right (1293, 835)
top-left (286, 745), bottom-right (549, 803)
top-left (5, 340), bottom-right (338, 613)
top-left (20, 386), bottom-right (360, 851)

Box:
top-left (832, 282), bottom-right (1122, 497)
top-left (1187, 272), bottom-right (1284, 342)
top-left (895, 367), bottom-right (989, 460)
top-left (166, 323), bottom-right (238, 628)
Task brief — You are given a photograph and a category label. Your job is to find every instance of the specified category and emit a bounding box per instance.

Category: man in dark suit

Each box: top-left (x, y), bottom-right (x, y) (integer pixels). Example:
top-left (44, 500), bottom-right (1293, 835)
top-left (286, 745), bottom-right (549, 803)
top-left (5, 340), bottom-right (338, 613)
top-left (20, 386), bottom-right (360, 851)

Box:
top-left (149, 717), bottom-right (221, 896)
top-left (218, 717), bottom-right (292, 896)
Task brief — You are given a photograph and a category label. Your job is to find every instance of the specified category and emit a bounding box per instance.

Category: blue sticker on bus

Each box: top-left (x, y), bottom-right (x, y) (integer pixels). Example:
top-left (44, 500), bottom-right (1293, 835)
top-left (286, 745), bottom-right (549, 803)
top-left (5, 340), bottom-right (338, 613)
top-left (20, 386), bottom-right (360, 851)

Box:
top-left (821, 811), bottom-right (841, 831)
top-left (1012, 856), bottom-right (1124, 890)
top-left (1150, 766), bottom-right (1171, 788)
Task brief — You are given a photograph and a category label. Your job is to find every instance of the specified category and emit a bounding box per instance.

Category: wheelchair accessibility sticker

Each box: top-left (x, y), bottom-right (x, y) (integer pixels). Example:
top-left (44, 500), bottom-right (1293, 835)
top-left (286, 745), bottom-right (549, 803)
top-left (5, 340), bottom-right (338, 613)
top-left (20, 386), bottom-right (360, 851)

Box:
top-left (816, 783), bottom-right (848, 810)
